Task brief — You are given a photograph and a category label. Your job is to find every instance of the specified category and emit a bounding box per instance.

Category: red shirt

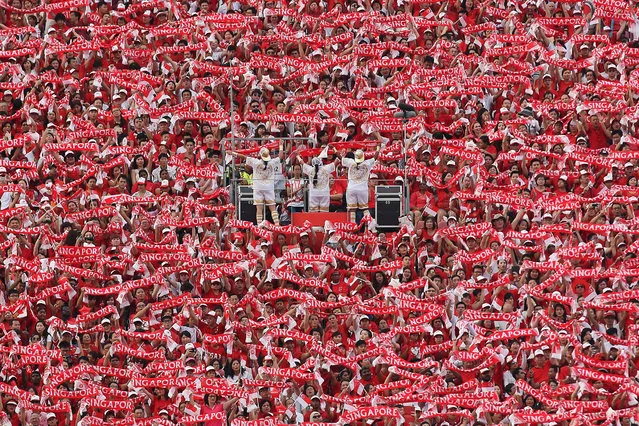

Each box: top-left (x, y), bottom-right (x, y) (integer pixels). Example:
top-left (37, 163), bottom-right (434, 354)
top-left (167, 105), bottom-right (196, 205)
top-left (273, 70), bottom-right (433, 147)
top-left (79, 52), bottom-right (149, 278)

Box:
top-left (410, 190), bottom-right (430, 210)
top-left (587, 126), bottom-right (609, 150)
top-left (330, 179), bottom-right (346, 207)
top-left (529, 361), bottom-right (550, 385)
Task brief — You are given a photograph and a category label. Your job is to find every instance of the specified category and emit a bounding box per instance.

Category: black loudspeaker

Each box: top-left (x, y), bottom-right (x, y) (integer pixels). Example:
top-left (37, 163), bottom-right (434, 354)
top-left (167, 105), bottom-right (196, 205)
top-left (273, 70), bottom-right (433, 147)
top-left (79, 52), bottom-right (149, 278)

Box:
top-left (376, 198), bottom-right (402, 228)
top-left (237, 186), bottom-right (255, 223)
top-left (375, 185), bottom-right (402, 229)
top-left (238, 199), bottom-right (257, 223)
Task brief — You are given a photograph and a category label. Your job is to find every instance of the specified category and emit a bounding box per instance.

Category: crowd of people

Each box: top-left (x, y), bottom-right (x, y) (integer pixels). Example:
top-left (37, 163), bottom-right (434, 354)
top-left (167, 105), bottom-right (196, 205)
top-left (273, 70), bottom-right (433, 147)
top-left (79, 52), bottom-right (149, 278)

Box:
top-left (1, 0), bottom-right (639, 424)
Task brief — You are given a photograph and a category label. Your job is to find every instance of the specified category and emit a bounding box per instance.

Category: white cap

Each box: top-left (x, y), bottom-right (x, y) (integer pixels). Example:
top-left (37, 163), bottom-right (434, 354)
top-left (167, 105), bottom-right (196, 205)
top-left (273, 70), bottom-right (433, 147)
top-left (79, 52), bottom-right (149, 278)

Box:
top-left (259, 147), bottom-right (271, 161)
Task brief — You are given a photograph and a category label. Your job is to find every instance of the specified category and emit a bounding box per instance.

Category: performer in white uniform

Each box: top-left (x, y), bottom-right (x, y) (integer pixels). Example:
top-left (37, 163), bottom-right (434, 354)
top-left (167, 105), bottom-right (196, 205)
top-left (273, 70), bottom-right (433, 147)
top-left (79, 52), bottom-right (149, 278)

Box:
top-left (297, 155), bottom-right (339, 212)
top-left (232, 147), bottom-right (282, 225)
top-left (341, 147), bottom-right (380, 222)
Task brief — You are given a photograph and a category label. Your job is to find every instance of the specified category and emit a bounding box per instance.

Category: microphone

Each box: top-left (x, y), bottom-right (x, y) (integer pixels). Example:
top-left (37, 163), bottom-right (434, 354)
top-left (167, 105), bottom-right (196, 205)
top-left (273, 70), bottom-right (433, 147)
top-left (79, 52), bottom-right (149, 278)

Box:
top-left (394, 103), bottom-right (417, 120)
top-left (394, 111), bottom-right (417, 118)
top-left (398, 102), bottom-right (416, 112)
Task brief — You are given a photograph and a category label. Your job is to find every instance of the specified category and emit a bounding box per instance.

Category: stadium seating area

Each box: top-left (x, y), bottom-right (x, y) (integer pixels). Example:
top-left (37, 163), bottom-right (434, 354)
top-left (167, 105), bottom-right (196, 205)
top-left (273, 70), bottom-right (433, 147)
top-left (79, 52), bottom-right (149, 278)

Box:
top-left (0, 0), bottom-right (639, 425)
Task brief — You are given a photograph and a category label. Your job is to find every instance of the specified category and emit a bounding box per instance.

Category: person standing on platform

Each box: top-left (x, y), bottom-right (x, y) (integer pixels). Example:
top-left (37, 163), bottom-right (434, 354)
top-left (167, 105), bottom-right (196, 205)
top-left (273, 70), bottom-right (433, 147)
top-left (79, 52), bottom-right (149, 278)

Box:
top-left (232, 147), bottom-right (282, 225)
top-left (341, 147), bottom-right (381, 223)
top-left (297, 156), bottom-right (340, 212)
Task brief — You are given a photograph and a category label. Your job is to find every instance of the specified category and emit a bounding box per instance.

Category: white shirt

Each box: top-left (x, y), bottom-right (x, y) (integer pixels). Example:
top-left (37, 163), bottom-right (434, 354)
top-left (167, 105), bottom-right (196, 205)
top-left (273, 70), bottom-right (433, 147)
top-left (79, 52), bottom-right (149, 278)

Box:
top-left (342, 157), bottom-right (376, 189)
top-left (247, 157), bottom-right (281, 190)
top-left (303, 163), bottom-right (335, 191)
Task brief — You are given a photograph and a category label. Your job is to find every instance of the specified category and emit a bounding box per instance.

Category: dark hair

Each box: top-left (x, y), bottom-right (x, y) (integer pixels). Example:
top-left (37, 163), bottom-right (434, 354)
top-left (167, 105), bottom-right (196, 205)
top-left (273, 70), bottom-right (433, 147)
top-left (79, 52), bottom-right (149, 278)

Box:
top-left (313, 162), bottom-right (320, 188)
top-left (477, 108), bottom-right (490, 127)
top-left (224, 359), bottom-right (244, 378)
top-left (132, 154), bottom-right (146, 169)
